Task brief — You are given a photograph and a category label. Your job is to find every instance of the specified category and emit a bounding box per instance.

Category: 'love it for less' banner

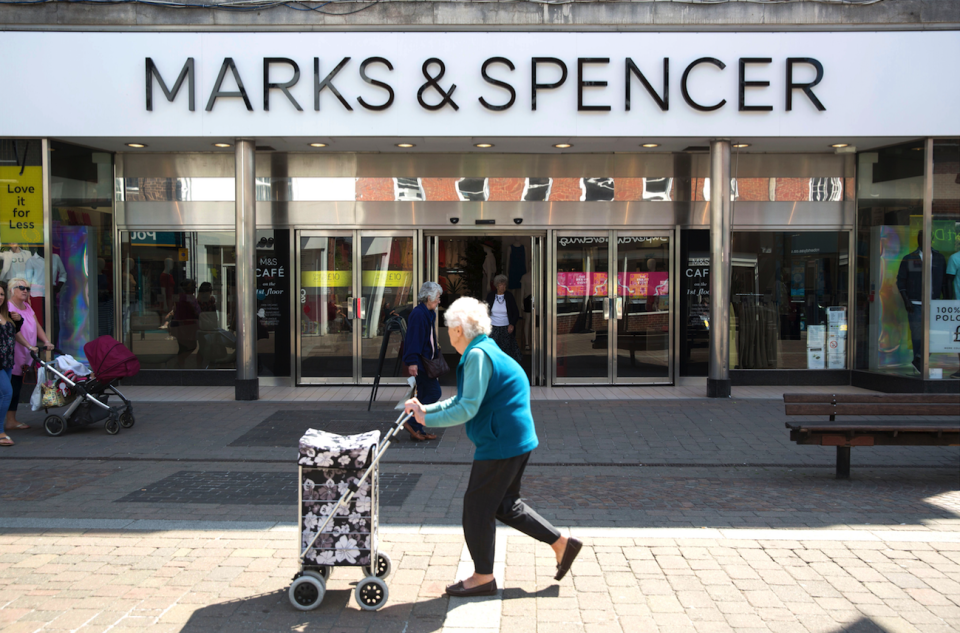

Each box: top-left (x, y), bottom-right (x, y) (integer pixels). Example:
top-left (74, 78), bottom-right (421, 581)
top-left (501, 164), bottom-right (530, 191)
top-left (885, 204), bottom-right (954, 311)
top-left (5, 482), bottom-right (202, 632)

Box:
top-left (0, 166), bottom-right (44, 245)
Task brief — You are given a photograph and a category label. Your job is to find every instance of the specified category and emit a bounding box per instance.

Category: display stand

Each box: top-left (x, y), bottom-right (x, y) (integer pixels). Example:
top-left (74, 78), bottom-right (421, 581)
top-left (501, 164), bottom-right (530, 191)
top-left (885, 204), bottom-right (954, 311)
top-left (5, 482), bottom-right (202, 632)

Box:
top-left (368, 315), bottom-right (407, 411)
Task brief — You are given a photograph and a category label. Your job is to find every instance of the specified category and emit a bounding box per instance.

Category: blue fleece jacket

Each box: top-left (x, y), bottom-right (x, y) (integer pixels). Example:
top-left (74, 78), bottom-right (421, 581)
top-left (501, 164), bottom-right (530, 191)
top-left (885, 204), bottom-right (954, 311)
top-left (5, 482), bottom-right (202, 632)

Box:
top-left (423, 334), bottom-right (538, 461)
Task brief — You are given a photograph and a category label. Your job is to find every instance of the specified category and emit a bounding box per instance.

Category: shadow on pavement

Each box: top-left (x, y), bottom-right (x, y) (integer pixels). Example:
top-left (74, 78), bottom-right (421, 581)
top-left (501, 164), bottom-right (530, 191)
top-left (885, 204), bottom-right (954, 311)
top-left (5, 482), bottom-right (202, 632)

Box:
top-left (181, 587), bottom-right (448, 632)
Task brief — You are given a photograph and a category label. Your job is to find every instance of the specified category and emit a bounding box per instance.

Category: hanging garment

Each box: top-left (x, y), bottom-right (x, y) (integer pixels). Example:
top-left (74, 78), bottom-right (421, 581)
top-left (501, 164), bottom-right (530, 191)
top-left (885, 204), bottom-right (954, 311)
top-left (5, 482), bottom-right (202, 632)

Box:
top-left (508, 244), bottom-right (526, 289)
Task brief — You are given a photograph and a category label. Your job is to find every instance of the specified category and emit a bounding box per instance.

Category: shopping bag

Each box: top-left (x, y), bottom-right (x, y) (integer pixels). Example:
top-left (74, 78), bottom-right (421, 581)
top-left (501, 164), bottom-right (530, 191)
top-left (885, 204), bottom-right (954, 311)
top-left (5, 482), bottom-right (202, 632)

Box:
top-left (29, 366), bottom-right (46, 412)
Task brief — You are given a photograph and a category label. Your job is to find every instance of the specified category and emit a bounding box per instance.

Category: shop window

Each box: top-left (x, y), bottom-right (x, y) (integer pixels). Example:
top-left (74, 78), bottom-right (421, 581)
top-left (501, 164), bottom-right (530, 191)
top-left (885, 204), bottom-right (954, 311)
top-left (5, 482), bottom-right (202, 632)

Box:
top-left (855, 141), bottom-right (927, 377)
top-left (48, 141), bottom-right (115, 361)
top-left (930, 139), bottom-right (960, 380)
top-left (729, 232), bottom-right (849, 371)
top-left (1, 140), bottom-right (46, 338)
top-left (120, 231), bottom-right (236, 370)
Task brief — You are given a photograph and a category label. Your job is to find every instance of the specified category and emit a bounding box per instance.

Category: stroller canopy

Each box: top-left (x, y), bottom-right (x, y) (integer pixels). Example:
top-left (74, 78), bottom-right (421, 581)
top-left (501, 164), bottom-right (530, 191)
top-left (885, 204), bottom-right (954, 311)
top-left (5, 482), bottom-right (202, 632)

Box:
top-left (83, 336), bottom-right (140, 382)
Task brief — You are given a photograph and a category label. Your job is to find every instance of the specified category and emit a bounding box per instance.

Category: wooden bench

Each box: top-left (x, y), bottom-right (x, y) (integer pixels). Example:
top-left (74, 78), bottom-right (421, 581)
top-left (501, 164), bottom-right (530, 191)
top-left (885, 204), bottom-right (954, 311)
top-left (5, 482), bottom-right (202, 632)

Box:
top-left (783, 393), bottom-right (960, 479)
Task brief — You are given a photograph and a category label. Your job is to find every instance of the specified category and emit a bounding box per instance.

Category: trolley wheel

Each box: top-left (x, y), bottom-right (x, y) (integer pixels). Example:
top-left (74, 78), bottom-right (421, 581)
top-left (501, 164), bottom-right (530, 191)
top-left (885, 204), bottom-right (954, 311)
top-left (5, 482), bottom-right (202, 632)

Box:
top-left (105, 417), bottom-right (120, 435)
top-left (362, 552), bottom-right (392, 580)
top-left (308, 566), bottom-right (332, 582)
top-left (289, 574), bottom-right (325, 611)
top-left (119, 411), bottom-right (135, 429)
top-left (44, 415), bottom-right (67, 437)
top-left (355, 576), bottom-right (389, 611)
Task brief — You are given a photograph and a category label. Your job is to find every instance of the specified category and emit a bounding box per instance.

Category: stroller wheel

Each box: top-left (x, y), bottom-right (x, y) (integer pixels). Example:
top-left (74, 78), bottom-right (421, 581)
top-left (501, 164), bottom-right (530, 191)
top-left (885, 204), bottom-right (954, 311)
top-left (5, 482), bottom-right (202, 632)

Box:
top-left (355, 577), bottom-right (389, 611)
top-left (105, 417), bottom-right (120, 435)
top-left (289, 574), bottom-right (325, 611)
top-left (362, 552), bottom-right (392, 580)
top-left (43, 415), bottom-right (67, 437)
top-left (119, 411), bottom-right (135, 429)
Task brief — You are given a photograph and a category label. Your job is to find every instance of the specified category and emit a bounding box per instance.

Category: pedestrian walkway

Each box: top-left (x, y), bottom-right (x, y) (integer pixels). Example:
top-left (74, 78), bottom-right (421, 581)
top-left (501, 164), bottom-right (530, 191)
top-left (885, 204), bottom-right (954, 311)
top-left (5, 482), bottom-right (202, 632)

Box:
top-left (1, 395), bottom-right (957, 632)
top-left (115, 383), bottom-right (878, 403)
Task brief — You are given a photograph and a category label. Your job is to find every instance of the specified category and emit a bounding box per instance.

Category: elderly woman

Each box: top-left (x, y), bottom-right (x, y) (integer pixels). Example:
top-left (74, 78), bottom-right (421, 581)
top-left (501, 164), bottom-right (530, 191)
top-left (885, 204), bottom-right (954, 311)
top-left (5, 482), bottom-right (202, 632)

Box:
top-left (404, 297), bottom-right (582, 597)
top-left (401, 281), bottom-right (444, 441)
top-left (5, 277), bottom-right (53, 433)
top-left (485, 274), bottom-right (522, 365)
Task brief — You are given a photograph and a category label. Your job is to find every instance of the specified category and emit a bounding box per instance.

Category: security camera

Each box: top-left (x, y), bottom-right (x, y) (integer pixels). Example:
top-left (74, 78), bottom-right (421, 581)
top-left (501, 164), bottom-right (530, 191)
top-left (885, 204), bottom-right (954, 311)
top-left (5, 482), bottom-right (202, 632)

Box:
top-left (513, 218), bottom-right (523, 225)
top-left (450, 217), bottom-right (460, 224)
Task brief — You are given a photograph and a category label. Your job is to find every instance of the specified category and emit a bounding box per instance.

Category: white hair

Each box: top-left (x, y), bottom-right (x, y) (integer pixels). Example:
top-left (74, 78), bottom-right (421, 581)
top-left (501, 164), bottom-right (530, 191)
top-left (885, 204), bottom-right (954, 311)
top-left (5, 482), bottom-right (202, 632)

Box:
top-left (418, 281), bottom-right (443, 303)
top-left (6, 278), bottom-right (28, 292)
top-left (444, 297), bottom-right (491, 341)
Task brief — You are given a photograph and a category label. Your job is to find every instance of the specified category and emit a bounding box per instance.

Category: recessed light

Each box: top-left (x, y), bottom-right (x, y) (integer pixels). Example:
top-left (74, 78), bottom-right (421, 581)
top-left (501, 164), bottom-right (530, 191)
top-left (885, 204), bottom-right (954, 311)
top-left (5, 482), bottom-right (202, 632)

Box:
top-left (213, 143), bottom-right (232, 148)
top-left (126, 143), bottom-right (147, 149)
top-left (641, 143), bottom-right (660, 148)
top-left (475, 143), bottom-right (494, 148)
top-left (830, 143), bottom-right (849, 149)
top-left (309, 143), bottom-right (327, 148)
top-left (733, 143), bottom-right (750, 148)
top-left (553, 143), bottom-right (572, 149)
top-left (396, 143), bottom-right (416, 148)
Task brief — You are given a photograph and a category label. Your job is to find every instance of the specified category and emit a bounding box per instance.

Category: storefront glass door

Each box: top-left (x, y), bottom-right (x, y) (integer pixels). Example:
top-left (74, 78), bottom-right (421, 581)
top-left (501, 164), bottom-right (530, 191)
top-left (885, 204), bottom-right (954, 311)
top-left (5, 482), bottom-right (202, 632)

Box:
top-left (297, 230), bottom-right (417, 384)
top-left (553, 233), bottom-right (611, 382)
top-left (298, 233), bottom-right (355, 381)
top-left (615, 234), bottom-right (673, 381)
top-left (552, 231), bottom-right (673, 385)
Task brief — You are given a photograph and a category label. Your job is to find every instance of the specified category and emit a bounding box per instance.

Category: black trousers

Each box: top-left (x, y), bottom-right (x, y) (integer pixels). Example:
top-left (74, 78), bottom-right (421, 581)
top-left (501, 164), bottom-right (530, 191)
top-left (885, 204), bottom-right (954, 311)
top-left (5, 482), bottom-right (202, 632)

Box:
top-left (463, 451), bottom-right (561, 575)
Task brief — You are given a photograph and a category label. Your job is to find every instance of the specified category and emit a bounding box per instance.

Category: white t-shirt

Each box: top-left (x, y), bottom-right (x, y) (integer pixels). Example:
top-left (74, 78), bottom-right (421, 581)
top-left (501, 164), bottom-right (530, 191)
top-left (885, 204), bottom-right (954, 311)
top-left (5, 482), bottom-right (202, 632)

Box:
top-left (491, 295), bottom-right (509, 326)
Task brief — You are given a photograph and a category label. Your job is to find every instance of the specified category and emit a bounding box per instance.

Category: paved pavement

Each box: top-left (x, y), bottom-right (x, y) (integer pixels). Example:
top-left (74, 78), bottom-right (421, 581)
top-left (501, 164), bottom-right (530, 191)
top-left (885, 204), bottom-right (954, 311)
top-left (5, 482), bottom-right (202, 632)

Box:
top-left (1, 395), bottom-right (958, 632)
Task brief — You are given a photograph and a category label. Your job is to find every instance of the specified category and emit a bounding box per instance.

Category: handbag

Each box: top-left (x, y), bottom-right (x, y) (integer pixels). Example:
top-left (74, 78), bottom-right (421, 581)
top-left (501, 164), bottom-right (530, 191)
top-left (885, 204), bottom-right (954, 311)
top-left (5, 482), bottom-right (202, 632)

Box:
top-left (419, 326), bottom-right (450, 379)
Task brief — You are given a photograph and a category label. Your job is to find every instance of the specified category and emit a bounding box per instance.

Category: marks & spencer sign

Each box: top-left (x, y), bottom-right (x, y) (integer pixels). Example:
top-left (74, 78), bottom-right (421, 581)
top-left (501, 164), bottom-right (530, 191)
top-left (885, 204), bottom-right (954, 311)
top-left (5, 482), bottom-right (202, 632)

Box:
top-left (0, 31), bottom-right (958, 138)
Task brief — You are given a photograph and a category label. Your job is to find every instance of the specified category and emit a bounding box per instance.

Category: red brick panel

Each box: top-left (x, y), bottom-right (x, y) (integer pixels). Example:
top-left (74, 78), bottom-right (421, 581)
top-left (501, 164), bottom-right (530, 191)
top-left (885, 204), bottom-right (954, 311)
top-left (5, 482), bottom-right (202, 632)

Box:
top-left (614, 178), bottom-right (644, 202)
top-left (775, 178), bottom-right (808, 201)
top-left (549, 178), bottom-right (583, 201)
top-left (356, 178), bottom-right (395, 202)
top-left (735, 178), bottom-right (769, 202)
top-left (488, 178), bottom-right (525, 201)
top-left (421, 178), bottom-right (459, 201)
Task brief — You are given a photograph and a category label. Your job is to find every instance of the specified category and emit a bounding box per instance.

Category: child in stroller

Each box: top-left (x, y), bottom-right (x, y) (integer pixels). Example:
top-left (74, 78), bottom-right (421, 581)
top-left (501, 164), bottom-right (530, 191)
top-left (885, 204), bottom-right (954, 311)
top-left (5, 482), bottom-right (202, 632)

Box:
top-left (32, 335), bottom-right (140, 436)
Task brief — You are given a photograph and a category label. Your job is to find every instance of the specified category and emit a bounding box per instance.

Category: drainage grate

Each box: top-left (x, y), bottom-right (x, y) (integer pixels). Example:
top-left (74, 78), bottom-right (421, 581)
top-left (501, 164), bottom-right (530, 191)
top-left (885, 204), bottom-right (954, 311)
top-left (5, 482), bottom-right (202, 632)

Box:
top-left (116, 471), bottom-right (420, 507)
top-left (230, 410), bottom-right (443, 449)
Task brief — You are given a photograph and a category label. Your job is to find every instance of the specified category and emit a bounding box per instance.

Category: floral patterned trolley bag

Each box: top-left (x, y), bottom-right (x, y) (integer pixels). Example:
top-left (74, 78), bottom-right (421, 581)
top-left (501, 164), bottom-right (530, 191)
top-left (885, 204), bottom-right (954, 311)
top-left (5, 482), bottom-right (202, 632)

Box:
top-left (290, 426), bottom-right (395, 611)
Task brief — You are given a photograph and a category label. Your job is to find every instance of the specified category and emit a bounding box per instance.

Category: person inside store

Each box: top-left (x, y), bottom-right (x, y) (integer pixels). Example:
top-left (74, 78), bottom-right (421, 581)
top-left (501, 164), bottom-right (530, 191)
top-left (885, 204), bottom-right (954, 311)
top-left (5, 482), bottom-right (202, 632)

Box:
top-left (404, 297), bottom-right (582, 597)
top-left (5, 278), bottom-right (53, 434)
top-left (402, 281), bottom-right (443, 441)
top-left (170, 279), bottom-right (201, 368)
top-left (485, 274), bottom-right (522, 365)
top-left (896, 230), bottom-right (947, 373)
top-left (0, 282), bottom-right (24, 446)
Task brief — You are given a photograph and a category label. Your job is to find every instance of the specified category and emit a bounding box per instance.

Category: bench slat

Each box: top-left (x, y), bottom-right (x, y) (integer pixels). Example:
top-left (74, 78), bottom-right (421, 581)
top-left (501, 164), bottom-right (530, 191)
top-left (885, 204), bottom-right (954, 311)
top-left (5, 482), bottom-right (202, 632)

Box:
top-left (785, 403), bottom-right (958, 416)
top-left (786, 422), bottom-right (960, 433)
top-left (784, 393), bottom-right (960, 405)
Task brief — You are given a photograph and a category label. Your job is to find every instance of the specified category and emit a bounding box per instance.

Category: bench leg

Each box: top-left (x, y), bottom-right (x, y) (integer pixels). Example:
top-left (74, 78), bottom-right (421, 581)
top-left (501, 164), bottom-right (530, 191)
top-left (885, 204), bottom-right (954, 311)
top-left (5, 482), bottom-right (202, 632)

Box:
top-left (836, 446), bottom-right (851, 480)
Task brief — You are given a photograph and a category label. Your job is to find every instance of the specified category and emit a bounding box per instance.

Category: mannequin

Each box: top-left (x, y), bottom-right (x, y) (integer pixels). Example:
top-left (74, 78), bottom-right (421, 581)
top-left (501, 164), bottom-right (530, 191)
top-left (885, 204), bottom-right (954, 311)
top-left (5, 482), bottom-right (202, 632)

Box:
top-left (1, 243), bottom-right (31, 282)
top-left (25, 246), bottom-right (65, 329)
top-left (946, 246), bottom-right (960, 379)
top-left (896, 230), bottom-right (947, 372)
top-left (481, 245), bottom-right (496, 295)
top-left (97, 257), bottom-right (114, 336)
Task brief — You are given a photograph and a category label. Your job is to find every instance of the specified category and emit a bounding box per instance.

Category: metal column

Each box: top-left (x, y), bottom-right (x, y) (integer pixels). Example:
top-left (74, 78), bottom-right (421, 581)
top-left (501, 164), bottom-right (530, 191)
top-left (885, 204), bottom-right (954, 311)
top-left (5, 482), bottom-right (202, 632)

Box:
top-left (921, 137), bottom-right (933, 382)
top-left (235, 139), bottom-right (258, 400)
top-left (707, 140), bottom-right (732, 398)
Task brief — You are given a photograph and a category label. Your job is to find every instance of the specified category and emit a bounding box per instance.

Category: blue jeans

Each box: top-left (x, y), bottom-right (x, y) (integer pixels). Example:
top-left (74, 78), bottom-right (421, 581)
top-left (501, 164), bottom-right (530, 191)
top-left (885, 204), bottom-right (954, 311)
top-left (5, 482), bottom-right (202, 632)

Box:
top-left (0, 368), bottom-right (13, 416)
top-left (412, 372), bottom-right (442, 434)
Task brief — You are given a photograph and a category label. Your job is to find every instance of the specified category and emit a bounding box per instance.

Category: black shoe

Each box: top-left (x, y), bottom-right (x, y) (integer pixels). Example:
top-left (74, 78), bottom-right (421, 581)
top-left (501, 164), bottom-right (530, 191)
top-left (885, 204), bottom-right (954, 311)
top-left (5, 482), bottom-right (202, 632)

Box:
top-left (446, 579), bottom-right (497, 597)
top-left (554, 537), bottom-right (583, 581)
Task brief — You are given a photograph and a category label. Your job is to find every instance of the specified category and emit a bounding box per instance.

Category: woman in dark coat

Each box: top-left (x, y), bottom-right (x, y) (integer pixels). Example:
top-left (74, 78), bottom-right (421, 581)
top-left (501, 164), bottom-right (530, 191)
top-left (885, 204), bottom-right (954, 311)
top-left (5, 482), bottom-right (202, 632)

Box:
top-left (401, 281), bottom-right (443, 441)
top-left (485, 274), bottom-right (522, 365)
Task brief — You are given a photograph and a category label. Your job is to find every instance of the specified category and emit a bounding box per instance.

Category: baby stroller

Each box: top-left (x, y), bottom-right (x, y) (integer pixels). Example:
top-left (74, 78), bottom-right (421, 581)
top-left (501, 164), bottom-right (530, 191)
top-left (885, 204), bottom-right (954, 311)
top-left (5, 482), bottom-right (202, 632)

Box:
top-left (32, 335), bottom-right (140, 436)
top-left (288, 378), bottom-right (416, 612)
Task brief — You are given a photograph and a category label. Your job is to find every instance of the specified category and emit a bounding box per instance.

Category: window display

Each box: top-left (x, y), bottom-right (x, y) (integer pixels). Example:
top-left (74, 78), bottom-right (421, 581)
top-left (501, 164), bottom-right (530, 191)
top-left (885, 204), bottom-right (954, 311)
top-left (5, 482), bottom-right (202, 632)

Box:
top-left (930, 139), bottom-right (960, 379)
top-left (728, 232), bottom-right (848, 370)
top-left (855, 141), bottom-right (928, 377)
top-left (121, 231), bottom-right (236, 370)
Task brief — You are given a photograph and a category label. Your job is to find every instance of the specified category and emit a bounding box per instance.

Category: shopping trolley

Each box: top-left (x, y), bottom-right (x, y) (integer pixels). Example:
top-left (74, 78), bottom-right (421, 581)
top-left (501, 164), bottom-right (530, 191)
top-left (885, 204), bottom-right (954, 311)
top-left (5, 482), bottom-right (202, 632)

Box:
top-left (288, 378), bottom-right (417, 612)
